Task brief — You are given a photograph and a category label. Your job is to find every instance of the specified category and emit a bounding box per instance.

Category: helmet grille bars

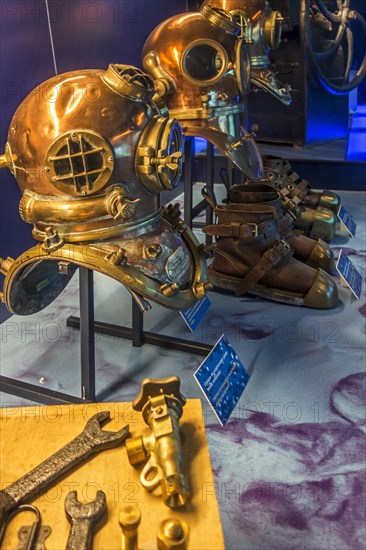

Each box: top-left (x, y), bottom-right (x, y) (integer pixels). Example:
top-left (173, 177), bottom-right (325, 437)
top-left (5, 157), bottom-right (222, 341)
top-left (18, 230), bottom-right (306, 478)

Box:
top-left (46, 130), bottom-right (114, 195)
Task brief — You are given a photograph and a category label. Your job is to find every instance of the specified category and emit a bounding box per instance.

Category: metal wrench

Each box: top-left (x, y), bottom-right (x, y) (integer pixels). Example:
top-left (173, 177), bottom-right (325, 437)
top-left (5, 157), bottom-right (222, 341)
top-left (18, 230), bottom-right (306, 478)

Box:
top-left (0, 411), bottom-right (129, 527)
top-left (65, 490), bottom-right (107, 550)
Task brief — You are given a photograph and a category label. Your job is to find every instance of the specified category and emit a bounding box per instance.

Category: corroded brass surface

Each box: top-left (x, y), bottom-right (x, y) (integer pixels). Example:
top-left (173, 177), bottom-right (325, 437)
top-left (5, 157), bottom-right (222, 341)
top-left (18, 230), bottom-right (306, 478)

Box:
top-left (0, 208), bottom-right (209, 314)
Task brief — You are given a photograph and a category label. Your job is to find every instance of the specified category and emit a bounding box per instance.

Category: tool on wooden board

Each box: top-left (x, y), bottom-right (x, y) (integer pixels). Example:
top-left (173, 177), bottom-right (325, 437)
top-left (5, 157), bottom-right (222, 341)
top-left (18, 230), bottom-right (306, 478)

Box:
top-left (0, 503), bottom-right (51, 550)
top-left (64, 490), bottom-right (107, 550)
top-left (125, 377), bottom-right (188, 508)
top-left (0, 411), bottom-right (129, 527)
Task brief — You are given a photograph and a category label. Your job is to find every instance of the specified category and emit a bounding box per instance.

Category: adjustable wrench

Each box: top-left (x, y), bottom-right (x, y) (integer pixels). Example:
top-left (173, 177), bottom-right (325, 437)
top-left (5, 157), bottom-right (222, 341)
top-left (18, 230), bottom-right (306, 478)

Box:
top-left (0, 411), bottom-right (129, 527)
top-left (65, 490), bottom-right (107, 550)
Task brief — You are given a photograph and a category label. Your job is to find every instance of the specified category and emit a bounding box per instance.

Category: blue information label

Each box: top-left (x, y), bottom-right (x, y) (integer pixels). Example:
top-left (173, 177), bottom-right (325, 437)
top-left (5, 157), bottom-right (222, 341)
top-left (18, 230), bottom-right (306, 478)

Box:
top-left (180, 295), bottom-right (211, 332)
top-left (194, 334), bottom-right (250, 426)
top-left (336, 249), bottom-right (362, 299)
top-left (338, 205), bottom-right (357, 238)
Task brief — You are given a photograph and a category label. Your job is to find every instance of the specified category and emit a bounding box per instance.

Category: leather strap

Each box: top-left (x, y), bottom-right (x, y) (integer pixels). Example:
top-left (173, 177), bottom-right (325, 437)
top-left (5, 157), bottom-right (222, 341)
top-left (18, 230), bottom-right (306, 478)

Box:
top-left (229, 189), bottom-right (278, 203)
top-left (279, 188), bottom-right (302, 209)
top-left (203, 219), bottom-right (276, 239)
top-left (286, 174), bottom-right (309, 196)
top-left (235, 239), bottom-right (293, 296)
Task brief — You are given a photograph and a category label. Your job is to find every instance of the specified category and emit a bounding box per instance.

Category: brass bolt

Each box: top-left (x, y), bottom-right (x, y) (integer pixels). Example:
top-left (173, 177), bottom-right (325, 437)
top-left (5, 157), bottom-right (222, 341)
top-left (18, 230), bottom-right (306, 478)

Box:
top-left (193, 281), bottom-right (212, 299)
top-left (0, 257), bottom-right (14, 276)
top-left (228, 140), bottom-right (241, 152)
top-left (145, 243), bottom-right (162, 259)
top-left (58, 261), bottom-right (71, 275)
top-left (42, 227), bottom-right (64, 252)
top-left (160, 282), bottom-right (180, 297)
top-left (157, 518), bottom-right (189, 550)
top-left (164, 520), bottom-right (182, 539)
top-left (165, 203), bottom-right (181, 220)
top-left (105, 246), bottom-right (127, 266)
top-left (119, 505), bottom-right (141, 550)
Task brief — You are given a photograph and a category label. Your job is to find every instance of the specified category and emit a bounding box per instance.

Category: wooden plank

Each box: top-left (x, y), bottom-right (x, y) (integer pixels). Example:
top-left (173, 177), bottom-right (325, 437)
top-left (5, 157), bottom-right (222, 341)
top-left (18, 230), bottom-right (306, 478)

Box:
top-left (0, 400), bottom-right (224, 549)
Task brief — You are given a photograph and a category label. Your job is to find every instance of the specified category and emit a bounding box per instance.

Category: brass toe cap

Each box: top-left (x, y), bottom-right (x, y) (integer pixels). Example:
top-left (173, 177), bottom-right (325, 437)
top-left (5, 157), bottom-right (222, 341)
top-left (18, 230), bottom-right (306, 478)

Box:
top-left (318, 191), bottom-right (341, 213)
top-left (309, 208), bottom-right (337, 242)
top-left (304, 269), bottom-right (338, 309)
top-left (305, 239), bottom-right (336, 274)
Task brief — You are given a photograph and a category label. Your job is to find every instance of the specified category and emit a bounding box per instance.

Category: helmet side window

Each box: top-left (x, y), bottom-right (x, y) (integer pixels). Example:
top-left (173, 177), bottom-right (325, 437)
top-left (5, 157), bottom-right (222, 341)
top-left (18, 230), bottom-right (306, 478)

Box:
top-left (182, 40), bottom-right (227, 85)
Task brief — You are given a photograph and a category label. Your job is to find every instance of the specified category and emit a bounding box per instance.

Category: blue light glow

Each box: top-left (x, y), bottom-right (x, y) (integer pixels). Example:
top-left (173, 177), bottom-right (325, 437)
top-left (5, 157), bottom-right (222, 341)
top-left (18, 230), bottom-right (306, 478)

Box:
top-left (346, 104), bottom-right (366, 162)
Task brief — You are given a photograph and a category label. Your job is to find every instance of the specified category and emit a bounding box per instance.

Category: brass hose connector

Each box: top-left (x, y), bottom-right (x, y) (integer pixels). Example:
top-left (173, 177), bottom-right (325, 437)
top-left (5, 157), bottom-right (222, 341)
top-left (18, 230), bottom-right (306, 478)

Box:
top-left (126, 377), bottom-right (188, 508)
top-left (0, 144), bottom-right (16, 171)
top-left (142, 51), bottom-right (176, 97)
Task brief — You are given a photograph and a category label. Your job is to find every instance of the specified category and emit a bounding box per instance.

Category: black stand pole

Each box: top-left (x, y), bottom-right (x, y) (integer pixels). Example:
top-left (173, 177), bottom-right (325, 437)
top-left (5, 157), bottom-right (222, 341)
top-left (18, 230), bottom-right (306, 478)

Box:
top-left (184, 137), bottom-right (194, 227)
top-left (79, 267), bottom-right (96, 401)
top-left (205, 142), bottom-right (214, 244)
top-left (0, 140), bottom-right (214, 405)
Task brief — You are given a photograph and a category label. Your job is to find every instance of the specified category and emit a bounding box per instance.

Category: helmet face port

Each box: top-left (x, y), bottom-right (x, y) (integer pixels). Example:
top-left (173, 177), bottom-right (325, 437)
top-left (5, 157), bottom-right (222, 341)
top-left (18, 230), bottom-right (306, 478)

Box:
top-left (182, 40), bottom-right (228, 85)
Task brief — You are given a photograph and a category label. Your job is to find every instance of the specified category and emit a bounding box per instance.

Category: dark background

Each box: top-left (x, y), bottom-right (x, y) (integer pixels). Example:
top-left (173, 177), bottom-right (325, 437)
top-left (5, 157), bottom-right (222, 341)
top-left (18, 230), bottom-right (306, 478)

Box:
top-left (0, 0), bottom-right (188, 250)
top-left (0, 0), bottom-right (187, 321)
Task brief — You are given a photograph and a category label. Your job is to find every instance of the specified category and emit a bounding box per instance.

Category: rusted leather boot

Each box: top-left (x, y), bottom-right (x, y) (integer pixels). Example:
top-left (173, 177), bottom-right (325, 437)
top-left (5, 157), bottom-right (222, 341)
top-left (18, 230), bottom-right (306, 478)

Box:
top-left (263, 157), bottom-right (339, 243)
top-left (202, 186), bottom-right (338, 308)
top-left (227, 184), bottom-right (336, 274)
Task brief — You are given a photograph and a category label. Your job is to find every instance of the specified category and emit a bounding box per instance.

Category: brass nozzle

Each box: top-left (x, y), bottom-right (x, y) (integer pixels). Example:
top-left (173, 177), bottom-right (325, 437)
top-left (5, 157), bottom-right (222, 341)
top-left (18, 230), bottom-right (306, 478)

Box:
top-left (162, 473), bottom-right (189, 509)
top-left (0, 144), bottom-right (16, 171)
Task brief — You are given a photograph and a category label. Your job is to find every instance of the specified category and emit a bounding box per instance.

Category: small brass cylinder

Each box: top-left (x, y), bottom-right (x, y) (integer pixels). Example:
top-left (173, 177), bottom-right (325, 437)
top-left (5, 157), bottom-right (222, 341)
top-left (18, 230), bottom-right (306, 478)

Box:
top-left (125, 436), bottom-right (148, 465)
top-left (0, 257), bottom-right (14, 276)
top-left (119, 505), bottom-right (141, 550)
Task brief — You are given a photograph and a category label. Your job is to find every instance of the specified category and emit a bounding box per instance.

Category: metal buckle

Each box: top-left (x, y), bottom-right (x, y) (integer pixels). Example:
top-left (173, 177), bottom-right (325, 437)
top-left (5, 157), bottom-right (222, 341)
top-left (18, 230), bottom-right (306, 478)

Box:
top-left (246, 223), bottom-right (259, 238)
top-left (275, 239), bottom-right (291, 251)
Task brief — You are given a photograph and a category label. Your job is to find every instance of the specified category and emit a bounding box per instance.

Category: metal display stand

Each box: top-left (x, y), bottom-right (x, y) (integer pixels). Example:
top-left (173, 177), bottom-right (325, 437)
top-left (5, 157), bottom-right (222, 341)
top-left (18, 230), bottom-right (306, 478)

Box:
top-left (183, 138), bottom-right (215, 241)
top-left (65, 137), bottom-right (216, 401)
top-left (0, 138), bottom-right (215, 405)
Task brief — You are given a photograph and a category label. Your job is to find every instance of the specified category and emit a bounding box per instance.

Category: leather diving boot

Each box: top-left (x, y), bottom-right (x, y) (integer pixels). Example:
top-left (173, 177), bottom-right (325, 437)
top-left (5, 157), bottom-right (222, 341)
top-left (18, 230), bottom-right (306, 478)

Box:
top-left (263, 156), bottom-right (341, 213)
top-left (228, 184), bottom-right (336, 274)
top-left (202, 186), bottom-right (338, 309)
top-left (262, 157), bottom-right (339, 243)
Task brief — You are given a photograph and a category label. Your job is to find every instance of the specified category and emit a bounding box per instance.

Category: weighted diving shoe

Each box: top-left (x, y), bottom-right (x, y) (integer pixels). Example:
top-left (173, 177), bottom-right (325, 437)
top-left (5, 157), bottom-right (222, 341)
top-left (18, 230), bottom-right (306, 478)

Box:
top-left (228, 183), bottom-right (336, 274)
top-left (202, 186), bottom-right (338, 308)
top-left (263, 157), bottom-right (339, 243)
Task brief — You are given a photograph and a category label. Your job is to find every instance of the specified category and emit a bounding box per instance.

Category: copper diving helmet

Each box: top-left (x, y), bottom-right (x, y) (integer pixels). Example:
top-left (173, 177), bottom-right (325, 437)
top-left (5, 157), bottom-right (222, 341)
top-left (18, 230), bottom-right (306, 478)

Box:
top-left (0, 64), bottom-right (209, 315)
top-left (142, 4), bottom-right (263, 181)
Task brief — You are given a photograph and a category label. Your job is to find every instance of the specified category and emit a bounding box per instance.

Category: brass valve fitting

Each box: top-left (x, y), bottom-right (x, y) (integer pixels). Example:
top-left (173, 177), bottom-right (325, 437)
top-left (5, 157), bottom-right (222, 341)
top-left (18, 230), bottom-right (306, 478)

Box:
top-left (126, 377), bottom-right (188, 508)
